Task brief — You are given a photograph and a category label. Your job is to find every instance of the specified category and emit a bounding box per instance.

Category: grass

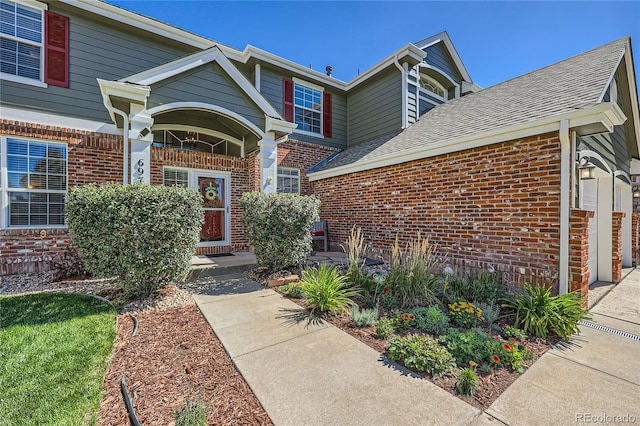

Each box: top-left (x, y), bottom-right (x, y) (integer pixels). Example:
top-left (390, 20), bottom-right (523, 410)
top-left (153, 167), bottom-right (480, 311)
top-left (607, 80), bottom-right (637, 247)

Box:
top-left (0, 292), bottom-right (116, 425)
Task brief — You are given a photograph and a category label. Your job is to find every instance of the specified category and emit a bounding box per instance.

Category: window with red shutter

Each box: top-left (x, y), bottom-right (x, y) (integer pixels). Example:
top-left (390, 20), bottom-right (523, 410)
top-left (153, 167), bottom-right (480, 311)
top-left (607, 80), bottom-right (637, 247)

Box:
top-left (282, 78), bottom-right (294, 122)
top-left (322, 92), bottom-right (332, 138)
top-left (44, 11), bottom-right (69, 88)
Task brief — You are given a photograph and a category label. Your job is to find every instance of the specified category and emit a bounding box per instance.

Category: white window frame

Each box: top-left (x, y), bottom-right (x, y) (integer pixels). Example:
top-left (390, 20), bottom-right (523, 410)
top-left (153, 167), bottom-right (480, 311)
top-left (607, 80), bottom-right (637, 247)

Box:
top-left (162, 166), bottom-right (189, 188)
top-left (277, 167), bottom-right (300, 194)
top-left (292, 77), bottom-right (323, 138)
top-left (0, 135), bottom-right (68, 229)
top-left (418, 74), bottom-right (447, 101)
top-left (0, 0), bottom-right (48, 88)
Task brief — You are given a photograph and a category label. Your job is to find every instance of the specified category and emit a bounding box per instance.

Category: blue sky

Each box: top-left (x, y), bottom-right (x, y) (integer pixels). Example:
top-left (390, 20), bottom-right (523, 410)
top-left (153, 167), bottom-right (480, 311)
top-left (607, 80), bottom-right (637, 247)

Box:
top-left (110, 1), bottom-right (640, 91)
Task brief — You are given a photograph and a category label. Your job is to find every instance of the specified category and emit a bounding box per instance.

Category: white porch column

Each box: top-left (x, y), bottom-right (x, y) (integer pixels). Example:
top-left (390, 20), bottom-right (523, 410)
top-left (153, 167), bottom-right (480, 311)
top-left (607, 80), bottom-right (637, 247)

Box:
top-left (129, 105), bottom-right (153, 184)
top-left (258, 132), bottom-right (278, 193)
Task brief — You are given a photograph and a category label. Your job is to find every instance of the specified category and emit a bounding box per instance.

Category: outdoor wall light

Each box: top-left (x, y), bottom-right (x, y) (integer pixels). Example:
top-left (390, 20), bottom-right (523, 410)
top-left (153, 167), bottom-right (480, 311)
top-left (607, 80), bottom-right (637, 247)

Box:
top-left (266, 176), bottom-right (273, 185)
top-left (578, 159), bottom-right (596, 180)
top-left (633, 188), bottom-right (640, 198)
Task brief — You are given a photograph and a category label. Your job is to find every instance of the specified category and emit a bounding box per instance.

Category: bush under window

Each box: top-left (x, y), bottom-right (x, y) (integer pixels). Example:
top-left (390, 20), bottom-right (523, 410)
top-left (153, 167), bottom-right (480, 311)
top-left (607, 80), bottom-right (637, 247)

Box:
top-left (65, 183), bottom-right (203, 297)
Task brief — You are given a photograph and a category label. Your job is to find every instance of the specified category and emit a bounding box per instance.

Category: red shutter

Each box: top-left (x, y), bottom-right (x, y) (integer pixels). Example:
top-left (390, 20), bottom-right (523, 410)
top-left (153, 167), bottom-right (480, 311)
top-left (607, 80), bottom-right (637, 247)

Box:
top-left (44, 11), bottom-right (69, 88)
top-left (282, 78), bottom-right (294, 122)
top-left (322, 91), bottom-right (332, 138)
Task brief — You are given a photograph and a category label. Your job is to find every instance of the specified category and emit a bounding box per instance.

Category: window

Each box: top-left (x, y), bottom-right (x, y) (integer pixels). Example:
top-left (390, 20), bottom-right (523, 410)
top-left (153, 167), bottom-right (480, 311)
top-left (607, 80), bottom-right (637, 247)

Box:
top-left (419, 74), bottom-right (447, 99)
top-left (283, 78), bottom-right (332, 137)
top-left (163, 167), bottom-right (189, 188)
top-left (0, 0), bottom-right (43, 82)
top-left (277, 167), bottom-right (300, 194)
top-left (1, 137), bottom-right (67, 227)
top-left (0, 0), bottom-right (69, 87)
top-left (294, 83), bottom-right (322, 134)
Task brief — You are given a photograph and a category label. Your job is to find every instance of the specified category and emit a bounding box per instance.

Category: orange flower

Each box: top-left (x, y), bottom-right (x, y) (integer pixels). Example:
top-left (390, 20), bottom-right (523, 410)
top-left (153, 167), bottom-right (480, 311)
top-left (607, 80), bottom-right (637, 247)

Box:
top-left (469, 361), bottom-right (477, 367)
top-left (508, 337), bottom-right (517, 344)
top-left (491, 355), bottom-right (501, 364)
top-left (503, 343), bottom-right (513, 352)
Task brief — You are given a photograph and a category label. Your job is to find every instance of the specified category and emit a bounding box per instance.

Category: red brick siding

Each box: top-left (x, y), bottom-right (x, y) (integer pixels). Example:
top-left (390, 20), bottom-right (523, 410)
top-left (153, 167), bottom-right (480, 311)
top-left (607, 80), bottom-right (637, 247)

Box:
top-left (611, 212), bottom-right (625, 283)
top-left (569, 208), bottom-right (593, 299)
top-left (278, 139), bottom-right (340, 195)
top-left (633, 213), bottom-right (640, 266)
top-left (312, 133), bottom-right (563, 280)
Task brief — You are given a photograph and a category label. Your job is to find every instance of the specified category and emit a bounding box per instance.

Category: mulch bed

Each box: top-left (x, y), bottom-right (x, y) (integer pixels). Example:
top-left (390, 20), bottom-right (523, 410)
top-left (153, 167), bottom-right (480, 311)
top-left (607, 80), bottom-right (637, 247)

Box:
top-left (98, 303), bottom-right (273, 425)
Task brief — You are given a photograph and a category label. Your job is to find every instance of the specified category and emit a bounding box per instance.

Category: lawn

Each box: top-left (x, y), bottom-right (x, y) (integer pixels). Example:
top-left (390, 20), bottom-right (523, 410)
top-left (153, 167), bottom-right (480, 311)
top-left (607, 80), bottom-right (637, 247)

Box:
top-left (0, 292), bottom-right (116, 425)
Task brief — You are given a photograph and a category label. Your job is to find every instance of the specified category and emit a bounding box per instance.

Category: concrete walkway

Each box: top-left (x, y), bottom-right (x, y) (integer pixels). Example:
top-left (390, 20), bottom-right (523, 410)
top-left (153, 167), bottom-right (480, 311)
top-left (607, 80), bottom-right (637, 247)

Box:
top-left (191, 270), bottom-right (640, 425)
top-left (192, 274), bottom-right (480, 425)
top-left (485, 269), bottom-right (640, 425)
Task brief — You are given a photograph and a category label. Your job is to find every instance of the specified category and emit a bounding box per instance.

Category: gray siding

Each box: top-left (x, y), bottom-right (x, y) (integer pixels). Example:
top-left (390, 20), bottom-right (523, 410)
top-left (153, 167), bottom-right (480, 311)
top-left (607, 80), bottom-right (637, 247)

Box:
top-left (424, 41), bottom-right (462, 84)
top-left (578, 123), bottom-right (630, 175)
top-left (148, 63), bottom-right (265, 130)
top-left (348, 67), bottom-right (402, 146)
top-left (259, 65), bottom-right (347, 149)
top-left (1, 3), bottom-right (197, 123)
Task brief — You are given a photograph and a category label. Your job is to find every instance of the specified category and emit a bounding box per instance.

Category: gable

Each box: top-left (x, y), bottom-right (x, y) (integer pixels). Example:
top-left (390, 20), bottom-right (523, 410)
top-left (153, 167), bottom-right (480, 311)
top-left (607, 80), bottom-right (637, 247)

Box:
top-left (423, 41), bottom-right (462, 84)
top-left (148, 62), bottom-right (266, 130)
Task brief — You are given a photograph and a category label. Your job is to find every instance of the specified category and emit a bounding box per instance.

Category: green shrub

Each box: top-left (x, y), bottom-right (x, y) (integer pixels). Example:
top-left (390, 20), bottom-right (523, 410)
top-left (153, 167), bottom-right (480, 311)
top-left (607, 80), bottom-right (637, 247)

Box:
top-left (475, 301), bottom-right (499, 326)
top-left (281, 281), bottom-right (305, 298)
top-left (410, 306), bottom-right (450, 335)
top-left (301, 264), bottom-right (358, 316)
top-left (443, 271), bottom-right (506, 305)
top-left (387, 334), bottom-right (455, 377)
top-left (503, 325), bottom-right (528, 341)
top-left (505, 283), bottom-right (591, 339)
top-left (384, 234), bottom-right (440, 308)
top-left (442, 328), bottom-right (490, 366)
top-left (348, 305), bottom-right (379, 327)
top-left (448, 301), bottom-right (484, 328)
top-left (65, 183), bottom-right (202, 297)
top-left (456, 368), bottom-right (480, 396)
top-left (174, 398), bottom-right (208, 426)
top-left (240, 192), bottom-right (319, 271)
top-left (375, 317), bottom-right (394, 339)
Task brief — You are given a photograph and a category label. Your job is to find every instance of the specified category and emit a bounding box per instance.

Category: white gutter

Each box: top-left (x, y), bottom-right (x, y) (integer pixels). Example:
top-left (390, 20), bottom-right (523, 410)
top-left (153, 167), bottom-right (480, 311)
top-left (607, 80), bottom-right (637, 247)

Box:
top-left (559, 119), bottom-right (571, 295)
top-left (394, 56), bottom-right (408, 129)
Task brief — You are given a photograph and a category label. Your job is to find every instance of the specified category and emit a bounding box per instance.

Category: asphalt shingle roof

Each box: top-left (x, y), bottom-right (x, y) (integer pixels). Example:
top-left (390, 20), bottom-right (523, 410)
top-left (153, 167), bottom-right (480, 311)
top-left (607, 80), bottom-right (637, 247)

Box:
top-left (315, 37), bottom-right (628, 173)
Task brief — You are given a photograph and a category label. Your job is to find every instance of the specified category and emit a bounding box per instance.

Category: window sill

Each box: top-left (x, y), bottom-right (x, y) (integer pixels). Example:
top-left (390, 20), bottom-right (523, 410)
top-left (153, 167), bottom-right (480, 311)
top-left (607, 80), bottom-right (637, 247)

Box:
top-left (0, 72), bottom-right (47, 88)
top-left (293, 129), bottom-right (325, 139)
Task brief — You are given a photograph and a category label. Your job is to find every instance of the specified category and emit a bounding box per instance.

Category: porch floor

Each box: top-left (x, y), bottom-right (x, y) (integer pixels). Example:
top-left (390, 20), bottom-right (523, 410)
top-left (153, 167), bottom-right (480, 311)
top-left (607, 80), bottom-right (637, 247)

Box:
top-left (188, 251), bottom-right (348, 281)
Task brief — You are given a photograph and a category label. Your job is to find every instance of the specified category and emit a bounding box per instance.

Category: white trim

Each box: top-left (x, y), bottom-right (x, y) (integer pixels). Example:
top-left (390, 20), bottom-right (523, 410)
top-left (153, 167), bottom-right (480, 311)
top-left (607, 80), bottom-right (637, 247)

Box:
top-left (292, 77), bottom-right (324, 92)
top-left (597, 47), bottom-right (626, 103)
top-left (276, 166), bottom-right (301, 194)
top-left (97, 78), bottom-right (151, 123)
top-left (309, 102), bottom-right (627, 181)
top-left (152, 124), bottom-right (244, 149)
top-left (255, 63), bottom-right (261, 92)
top-left (265, 116), bottom-right (297, 134)
top-left (0, 73), bottom-right (47, 88)
top-left (0, 106), bottom-right (120, 134)
top-left (121, 47), bottom-right (283, 120)
top-left (189, 169), bottom-right (231, 248)
top-left (414, 31), bottom-right (473, 83)
top-left (613, 170), bottom-right (632, 184)
top-left (418, 63), bottom-right (460, 92)
top-left (60, 0), bottom-right (215, 49)
top-left (294, 128), bottom-right (325, 139)
top-left (622, 39), bottom-right (640, 156)
top-left (558, 119), bottom-right (570, 295)
top-left (147, 102), bottom-right (265, 139)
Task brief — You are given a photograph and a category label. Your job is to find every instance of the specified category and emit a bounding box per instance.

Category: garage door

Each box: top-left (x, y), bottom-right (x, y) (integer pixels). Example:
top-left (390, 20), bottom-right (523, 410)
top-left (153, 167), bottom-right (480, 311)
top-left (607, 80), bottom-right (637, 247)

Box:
top-left (582, 180), bottom-right (598, 284)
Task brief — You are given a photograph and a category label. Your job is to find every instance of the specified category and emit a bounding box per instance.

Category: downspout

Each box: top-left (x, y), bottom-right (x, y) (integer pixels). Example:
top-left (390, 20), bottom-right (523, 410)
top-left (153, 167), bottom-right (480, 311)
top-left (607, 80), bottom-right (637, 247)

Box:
top-left (393, 56), bottom-right (408, 129)
top-left (559, 119), bottom-right (571, 294)
top-left (102, 100), bottom-right (130, 185)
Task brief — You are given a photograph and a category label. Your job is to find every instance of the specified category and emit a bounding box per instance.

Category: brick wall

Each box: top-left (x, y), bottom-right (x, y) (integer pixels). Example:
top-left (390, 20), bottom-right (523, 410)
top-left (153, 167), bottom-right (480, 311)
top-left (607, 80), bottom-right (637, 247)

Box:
top-left (278, 139), bottom-right (340, 196)
top-left (1, 120), bottom-right (124, 265)
top-left (569, 208), bottom-right (594, 299)
top-left (633, 213), bottom-right (640, 266)
top-left (611, 212), bottom-right (625, 283)
top-left (312, 132), bottom-right (563, 285)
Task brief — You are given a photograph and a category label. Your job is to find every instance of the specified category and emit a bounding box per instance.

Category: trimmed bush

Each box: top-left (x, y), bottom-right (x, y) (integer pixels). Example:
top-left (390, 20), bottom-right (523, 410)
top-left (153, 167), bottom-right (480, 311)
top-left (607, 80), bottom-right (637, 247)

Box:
top-left (65, 183), bottom-right (203, 297)
top-left (240, 192), bottom-right (319, 271)
top-left (387, 334), bottom-right (455, 377)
